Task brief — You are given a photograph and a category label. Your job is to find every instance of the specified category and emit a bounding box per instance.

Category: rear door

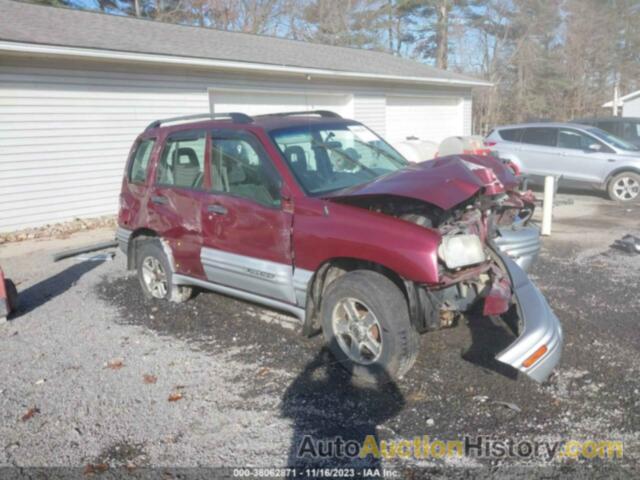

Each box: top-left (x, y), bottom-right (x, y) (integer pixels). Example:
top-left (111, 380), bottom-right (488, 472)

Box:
top-left (146, 129), bottom-right (209, 278)
top-left (555, 127), bottom-right (612, 183)
top-left (518, 127), bottom-right (560, 177)
top-left (200, 129), bottom-right (295, 303)
top-left (119, 137), bottom-right (156, 228)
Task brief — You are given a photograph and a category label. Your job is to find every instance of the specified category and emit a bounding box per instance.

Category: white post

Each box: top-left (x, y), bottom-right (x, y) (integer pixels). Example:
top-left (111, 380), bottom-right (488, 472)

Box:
top-left (613, 82), bottom-right (619, 117)
top-left (541, 176), bottom-right (554, 236)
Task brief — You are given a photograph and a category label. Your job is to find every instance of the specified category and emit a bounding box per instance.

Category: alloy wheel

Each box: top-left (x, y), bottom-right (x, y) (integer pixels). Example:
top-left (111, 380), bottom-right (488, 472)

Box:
top-left (141, 256), bottom-right (168, 299)
top-left (331, 297), bottom-right (383, 365)
top-left (613, 176), bottom-right (640, 201)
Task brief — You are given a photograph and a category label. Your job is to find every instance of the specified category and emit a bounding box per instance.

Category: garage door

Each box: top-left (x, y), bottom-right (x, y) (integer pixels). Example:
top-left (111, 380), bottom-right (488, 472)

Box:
top-left (209, 90), bottom-right (353, 118)
top-left (385, 95), bottom-right (463, 144)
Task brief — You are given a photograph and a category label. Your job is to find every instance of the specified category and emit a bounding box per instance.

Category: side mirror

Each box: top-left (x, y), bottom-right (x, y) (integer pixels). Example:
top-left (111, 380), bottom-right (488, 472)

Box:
top-left (587, 143), bottom-right (602, 152)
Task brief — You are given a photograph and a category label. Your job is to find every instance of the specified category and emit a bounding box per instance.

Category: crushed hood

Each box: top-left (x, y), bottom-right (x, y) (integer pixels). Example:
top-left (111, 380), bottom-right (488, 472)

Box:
top-left (324, 157), bottom-right (485, 210)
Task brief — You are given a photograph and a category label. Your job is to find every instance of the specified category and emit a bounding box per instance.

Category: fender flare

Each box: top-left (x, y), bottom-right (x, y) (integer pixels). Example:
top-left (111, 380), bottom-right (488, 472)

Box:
top-left (604, 166), bottom-right (640, 187)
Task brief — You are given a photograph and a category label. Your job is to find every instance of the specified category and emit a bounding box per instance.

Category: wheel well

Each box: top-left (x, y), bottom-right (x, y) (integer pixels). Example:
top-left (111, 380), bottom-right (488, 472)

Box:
top-left (605, 168), bottom-right (640, 188)
top-left (126, 228), bottom-right (158, 270)
top-left (301, 258), bottom-right (412, 337)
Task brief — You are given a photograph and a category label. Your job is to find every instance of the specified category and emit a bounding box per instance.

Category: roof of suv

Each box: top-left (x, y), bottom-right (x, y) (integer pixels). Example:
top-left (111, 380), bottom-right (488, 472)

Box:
top-left (495, 122), bottom-right (596, 130)
top-left (143, 112), bottom-right (359, 135)
top-left (573, 116), bottom-right (640, 123)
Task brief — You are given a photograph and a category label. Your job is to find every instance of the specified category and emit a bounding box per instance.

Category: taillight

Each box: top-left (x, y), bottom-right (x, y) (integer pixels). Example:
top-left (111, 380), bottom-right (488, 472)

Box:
top-left (484, 140), bottom-right (497, 147)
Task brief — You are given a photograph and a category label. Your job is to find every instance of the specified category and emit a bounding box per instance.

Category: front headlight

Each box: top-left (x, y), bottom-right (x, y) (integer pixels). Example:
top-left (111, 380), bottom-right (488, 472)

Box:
top-left (438, 234), bottom-right (487, 269)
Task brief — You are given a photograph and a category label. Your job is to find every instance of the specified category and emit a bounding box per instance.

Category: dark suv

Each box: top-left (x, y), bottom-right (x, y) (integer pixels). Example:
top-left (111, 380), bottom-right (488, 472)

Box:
top-left (117, 111), bottom-right (561, 383)
top-left (573, 117), bottom-right (640, 148)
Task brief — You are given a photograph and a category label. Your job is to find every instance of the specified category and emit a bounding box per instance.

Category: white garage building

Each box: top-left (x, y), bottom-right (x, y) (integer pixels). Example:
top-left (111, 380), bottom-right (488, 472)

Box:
top-left (0, 0), bottom-right (489, 232)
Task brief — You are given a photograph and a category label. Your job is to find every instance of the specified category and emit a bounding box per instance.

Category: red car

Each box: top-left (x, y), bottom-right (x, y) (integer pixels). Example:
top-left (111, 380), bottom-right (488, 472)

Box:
top-left (117, 111), bottom-right (562, 383)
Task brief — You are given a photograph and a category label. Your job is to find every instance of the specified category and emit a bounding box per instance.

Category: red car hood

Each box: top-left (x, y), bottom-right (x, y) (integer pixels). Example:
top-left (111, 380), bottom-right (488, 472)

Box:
top-left (425, 154), bottom-right (519, 191)
top-left (324, 156), bottom-right (486, 211)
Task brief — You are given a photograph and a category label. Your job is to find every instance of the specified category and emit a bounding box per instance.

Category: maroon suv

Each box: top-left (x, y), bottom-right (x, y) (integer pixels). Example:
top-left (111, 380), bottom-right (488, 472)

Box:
top-left (117, 111), bottom-right (562, 383)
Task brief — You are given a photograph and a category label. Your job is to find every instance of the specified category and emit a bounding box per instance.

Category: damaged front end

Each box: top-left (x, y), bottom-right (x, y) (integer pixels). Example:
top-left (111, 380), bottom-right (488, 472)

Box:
top-left (409, 197), bottom-right (561, 382)
top-left (326, 157), bottom-right (561, 382)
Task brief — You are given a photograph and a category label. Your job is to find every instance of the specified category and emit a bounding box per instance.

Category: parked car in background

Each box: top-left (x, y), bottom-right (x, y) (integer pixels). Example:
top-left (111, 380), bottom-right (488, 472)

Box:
top-left (572, 117), bottom-right (640, 148)
top-left (485, 122), bottom-right (640, 202)
top-left (117, 111), bottom-right (561, 383)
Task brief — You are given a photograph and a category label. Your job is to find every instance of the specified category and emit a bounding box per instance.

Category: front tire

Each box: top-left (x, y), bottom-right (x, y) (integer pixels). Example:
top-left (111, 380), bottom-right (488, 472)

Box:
top-left (136, 240), bottom-right (192, 303)
top-left (608, 172), bottom-right (640, 203)
top-left (321, 270), bottom-right (419, 383)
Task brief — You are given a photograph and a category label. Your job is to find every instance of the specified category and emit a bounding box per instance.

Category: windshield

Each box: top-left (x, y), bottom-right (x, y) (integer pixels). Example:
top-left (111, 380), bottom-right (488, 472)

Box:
top-left (586, 127), bottom-right (639, 151)
top-left (271, 123), bottom-right (408, 195)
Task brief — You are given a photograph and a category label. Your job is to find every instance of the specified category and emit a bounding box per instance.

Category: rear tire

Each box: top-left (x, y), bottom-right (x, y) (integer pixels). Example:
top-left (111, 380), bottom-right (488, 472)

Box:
top-left (607, 172), bottom-right (640, 203)
top-left (321, 270), bottom-right (419, 383)
top-left (136, 240), bottom-right (192, 303)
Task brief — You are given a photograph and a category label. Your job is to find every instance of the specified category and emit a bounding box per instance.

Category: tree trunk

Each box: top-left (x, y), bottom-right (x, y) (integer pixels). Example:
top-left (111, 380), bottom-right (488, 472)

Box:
top-left (134, 0), bottom-right (141, 17)
top-left (435, 2), bottom-right (450, 70)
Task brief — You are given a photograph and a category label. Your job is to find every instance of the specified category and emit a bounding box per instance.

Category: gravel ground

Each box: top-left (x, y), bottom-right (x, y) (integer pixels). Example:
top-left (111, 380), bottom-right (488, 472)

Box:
top-left (0, 192), bottom-right (639, 478)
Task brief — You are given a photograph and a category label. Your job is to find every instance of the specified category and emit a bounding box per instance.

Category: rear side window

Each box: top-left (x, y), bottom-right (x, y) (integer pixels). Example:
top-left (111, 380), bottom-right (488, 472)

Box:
top-left (522, 127), bottom-right (557, 147)
top-left (156, 133), bottom-right (206, 189)
top-left (499, 128), bottom-right (523, 142)
top-left (622, 121), bottom-right (640, 140)
top-left (128, 139), bottom-right (155, 184)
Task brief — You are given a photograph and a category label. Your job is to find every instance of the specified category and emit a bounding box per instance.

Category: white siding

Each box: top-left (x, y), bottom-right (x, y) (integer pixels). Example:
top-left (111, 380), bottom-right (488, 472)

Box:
top-left (385, 95), bottom-right (463, 144)
top-left (0, 56), bottom-right (472, 232)
top-left (623, 97), bottom-right (640, 117)
top-left (0, 62), bottom-right (210, 232)
top-left (462, 95), bottom-right (472, 135)
top-left (210, 89), bottom-right (353, 117)
top-left (353, 96), bottom-right (386, 136)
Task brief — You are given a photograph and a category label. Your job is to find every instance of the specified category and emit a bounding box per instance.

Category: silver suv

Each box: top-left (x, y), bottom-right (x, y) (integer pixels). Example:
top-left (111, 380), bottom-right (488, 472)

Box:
top-left (486, 122), bottom-right (640, 202)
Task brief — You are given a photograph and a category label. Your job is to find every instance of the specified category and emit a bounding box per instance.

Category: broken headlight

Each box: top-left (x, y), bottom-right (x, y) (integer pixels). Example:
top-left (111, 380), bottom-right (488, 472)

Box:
top-left (438, 234), bottom-right (487, 269)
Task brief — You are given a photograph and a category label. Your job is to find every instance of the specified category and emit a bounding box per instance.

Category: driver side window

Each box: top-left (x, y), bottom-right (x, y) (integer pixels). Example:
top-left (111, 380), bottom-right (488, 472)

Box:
top-left (557, 129), bottom-right (602, 151)
top-left (209, 136), bottom-right (281, 208)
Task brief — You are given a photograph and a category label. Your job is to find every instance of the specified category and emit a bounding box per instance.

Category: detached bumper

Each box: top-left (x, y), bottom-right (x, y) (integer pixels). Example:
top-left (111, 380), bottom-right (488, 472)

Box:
top-left (496, 255), bottom-right (563, 383)
top-left (493, 225), bottom-right (540, 272)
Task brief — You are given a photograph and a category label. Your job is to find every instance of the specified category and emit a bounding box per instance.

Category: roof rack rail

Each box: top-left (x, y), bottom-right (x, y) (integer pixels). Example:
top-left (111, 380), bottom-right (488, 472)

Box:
top-left (258, 110), bottom-right (342, 119)
top-left (145, 112), bottom-right (253, 130)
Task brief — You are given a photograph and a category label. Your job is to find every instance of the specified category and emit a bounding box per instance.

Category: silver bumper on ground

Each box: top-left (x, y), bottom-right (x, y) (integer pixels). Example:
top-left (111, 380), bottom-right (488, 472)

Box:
top-left (496, 254), bottom-right (563, 383)
top-left (493, 225), bottom-right (541, 272)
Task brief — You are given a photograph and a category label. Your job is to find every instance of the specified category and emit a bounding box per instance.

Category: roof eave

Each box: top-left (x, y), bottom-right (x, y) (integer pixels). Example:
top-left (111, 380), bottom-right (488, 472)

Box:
top-left (0, 40), bottom-right (493, 88)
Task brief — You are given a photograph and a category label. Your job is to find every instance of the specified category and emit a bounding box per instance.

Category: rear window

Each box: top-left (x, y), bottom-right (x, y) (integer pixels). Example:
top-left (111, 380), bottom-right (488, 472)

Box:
top-left (499, 128), bottom-right (523, 142)
top-left (622, 121), bottom-right (640, 140)
top-left (522, 127), bottom-right (557, 147)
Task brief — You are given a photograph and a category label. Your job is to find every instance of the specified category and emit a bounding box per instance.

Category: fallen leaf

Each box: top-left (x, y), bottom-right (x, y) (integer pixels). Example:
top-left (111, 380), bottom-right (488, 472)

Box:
top-left (143, 374), bottom-right (157, 384)
top-left (492, 401), bottom-right (522, 413)
top-left (168, 392), bottom-right (183, 402)
top-left (84, 463), bottom-right (108, 475)
top-left (106, 358), bottom-right (124, 370)
top-left (21, 407), bottom-right (40, 422)
top-left (256, 367), bottom-right (270, 378)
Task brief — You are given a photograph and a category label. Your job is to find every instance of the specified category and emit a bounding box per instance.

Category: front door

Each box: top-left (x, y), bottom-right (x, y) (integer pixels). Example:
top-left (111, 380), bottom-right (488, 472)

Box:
top-left (518, 127), bottom-right (561, 178)
top-left (555, 127), bottom-right (610, 183)
top-left (200, 130), bottom-right (295, 303)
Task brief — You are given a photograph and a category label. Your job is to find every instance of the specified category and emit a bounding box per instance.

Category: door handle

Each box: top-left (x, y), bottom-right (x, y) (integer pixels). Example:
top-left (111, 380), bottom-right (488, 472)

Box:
top-left (207, 204), bottom-right (228, 215)
top-left (151, 195), bottom-right (168, 205)
top-left (608, 158), bottom-right (616, 163)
